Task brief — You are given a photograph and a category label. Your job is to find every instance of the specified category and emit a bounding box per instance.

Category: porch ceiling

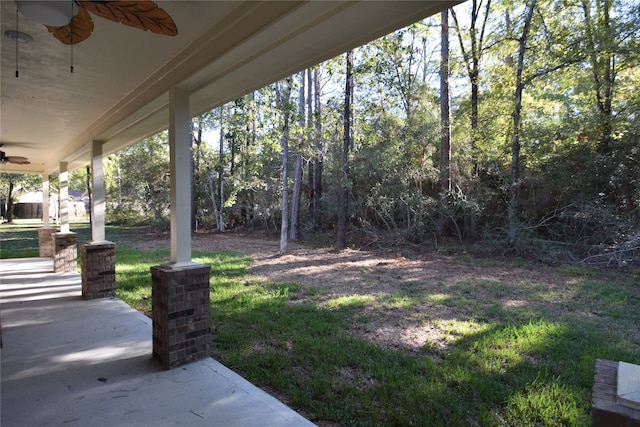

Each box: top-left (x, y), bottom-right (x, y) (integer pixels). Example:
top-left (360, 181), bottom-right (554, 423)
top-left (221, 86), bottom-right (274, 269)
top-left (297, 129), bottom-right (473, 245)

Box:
top-left (0, 1), bottom-right (461, 176)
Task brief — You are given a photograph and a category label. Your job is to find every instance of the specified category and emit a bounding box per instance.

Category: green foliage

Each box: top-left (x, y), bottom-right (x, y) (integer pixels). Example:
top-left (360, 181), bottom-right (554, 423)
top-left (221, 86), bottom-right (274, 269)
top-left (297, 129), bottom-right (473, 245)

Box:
top-left (103, 0), bottom-right (640, 257)
top-left (105, 133), bottom-right (170, 229)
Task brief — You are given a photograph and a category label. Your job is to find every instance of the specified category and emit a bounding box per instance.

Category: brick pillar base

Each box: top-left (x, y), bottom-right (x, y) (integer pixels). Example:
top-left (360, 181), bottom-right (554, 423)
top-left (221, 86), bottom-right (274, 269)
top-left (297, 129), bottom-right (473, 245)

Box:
top-left (592, 359), bottom-right (640, 426)
top-left (53, 232), bottom-right (77, 273)
top-left (38, 227), bottom-right (55, 258)
top-left (151, 263), bottom-right (211, 370)
top-left (81, 242), bottom-right (116, 299)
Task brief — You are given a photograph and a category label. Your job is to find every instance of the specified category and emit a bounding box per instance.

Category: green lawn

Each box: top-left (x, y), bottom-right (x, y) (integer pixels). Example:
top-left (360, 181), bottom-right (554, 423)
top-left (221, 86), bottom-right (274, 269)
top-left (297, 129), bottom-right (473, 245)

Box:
top-left (113, 244), bottom-right (639, 426)
top-left (2, 222), bottom-right (639, 426)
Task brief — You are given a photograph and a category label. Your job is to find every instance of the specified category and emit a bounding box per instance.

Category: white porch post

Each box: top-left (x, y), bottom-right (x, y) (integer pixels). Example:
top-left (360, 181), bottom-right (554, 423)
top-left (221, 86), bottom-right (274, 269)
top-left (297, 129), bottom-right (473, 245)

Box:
top-left (52, 162), bottom-right (77, 272)
top-left (91, 140), bottom-right (106, 242)
top-left (42, 173), bottom-right (50, 227)
top-left (38, 173), bottom-right (55, 258)
top-left (168, 87), bottom-right (192, 265)
top-left (81, 140), bottom-right (116, 299)
top-left (59, 162), bottom-right (69, 233)
top-left (152, 87), bottom-right (211, 369)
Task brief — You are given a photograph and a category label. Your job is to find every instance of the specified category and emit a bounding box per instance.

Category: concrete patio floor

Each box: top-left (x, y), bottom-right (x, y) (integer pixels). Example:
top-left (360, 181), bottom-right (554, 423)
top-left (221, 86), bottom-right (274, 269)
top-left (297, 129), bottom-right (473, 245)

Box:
top-left (0, 258), bottom-right (315, 427)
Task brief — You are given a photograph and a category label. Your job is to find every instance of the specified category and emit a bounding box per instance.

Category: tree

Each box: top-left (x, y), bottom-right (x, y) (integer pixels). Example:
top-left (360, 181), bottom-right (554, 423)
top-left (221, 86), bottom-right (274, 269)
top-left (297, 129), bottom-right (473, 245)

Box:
top-left (578, 0), bottom-right (640, 206)
top-left (86, 166), bottom-right (92, 228)
top-left (507, 0), bottom-right (536, 247)
top-left (451, 0), bottom-right (492, 177)
top-left (217, 105), bottom-right (225, 231)
top-left (312, 66), bottom-right (324, 230)
top-left (289, 70), bottom-right (306, 241)
top-left (0, 173), bottom-right (41, 223)
top-left (4, 176), bottom-right (15, 223)
top-left (190, 118), bottom-right (199, 232)
top-left (438, 10), bottom-right (452, 236)
top-left (275, 76), bottom-right (293, 255)
top-left (580, 0), bottom-right (615, 155)
top-left (108, 133), bottom-right (170, 228)
top-left (336, 50), bottom-right (353, 250)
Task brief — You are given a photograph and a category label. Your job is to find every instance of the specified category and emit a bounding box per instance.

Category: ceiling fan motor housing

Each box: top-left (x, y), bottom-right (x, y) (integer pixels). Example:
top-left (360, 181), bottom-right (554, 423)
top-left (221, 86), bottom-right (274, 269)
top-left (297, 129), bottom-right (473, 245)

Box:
top-left (16, 1), bottom-right (78, 27)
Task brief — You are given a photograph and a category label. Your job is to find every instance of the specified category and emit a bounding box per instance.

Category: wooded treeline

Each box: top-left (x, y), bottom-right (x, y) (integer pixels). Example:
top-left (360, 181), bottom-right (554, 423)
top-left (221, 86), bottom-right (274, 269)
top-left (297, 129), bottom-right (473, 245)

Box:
top-left (7, 0), bottom-right (635, 261)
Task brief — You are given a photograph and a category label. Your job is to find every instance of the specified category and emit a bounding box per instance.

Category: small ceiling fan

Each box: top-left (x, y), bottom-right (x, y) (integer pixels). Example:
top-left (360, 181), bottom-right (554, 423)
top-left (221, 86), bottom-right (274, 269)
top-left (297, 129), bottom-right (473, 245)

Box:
top-left (16, 0), bottom-right (178, 45)
top-left (0, 145), bottom-right (30, 165)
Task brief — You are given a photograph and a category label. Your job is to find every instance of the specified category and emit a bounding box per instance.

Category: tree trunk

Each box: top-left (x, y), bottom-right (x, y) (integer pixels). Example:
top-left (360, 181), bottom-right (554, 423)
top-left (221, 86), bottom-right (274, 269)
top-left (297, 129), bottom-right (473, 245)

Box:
top-left (192, 118), bottom-right (203, 231)
top-left (508, 0), bottom-right (536, 247)
top-left (190, 125), bottom-right (197, 232)
top-left (6, 178), bottom-right (14, 223)
top-left (276, 77), bottom-right (293, 255)
top-left (194, 117), bottom-right (203, 170)
top-left (438, 10), bottom-right (452, 236)
top-left (218, 105), bottom-right (225, 231)
top-left (581, 0), bottom-right (616, 203)
top-left (307, 68), bottom-right (314, 215)
top-left (145, 181), bottom-right (169, 230)
top-left (313, 66), bottom-right (324, 231)
top-left (336, 51), bottom-right (353, 251)
top-left (289, 71), bottom-right (306, 241)
top-left (290, 155), bottom-right (303, 240)
top-left (116, 161), bottom-right (122, 208)
top-left (86, 165), bottom-right (92, 230)
top-left (206, 170), bottom-right (221, 230)
top-left (581, 0), bottom-right (615, 155)
top-left (451, 0), bottom-right (491, 178)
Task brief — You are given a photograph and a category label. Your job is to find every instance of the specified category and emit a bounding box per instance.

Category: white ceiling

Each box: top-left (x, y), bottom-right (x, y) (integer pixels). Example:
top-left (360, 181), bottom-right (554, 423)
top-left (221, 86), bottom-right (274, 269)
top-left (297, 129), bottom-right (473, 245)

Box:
top-left (1, 1), bottom-right (461, 175)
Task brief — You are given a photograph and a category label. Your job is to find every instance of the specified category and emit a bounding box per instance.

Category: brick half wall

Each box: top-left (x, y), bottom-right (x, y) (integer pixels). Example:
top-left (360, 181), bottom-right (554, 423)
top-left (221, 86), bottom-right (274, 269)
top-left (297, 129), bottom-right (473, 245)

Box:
top-left (38, 227), bottom-right (55, 258)
top-left (81, 242), bottom-right (116, 299)
top-left (151, 263), bottom-right (211, 370)
top-left (592, 359), bottom-right (640, 426)
top-left (52, 232), bottom-right (77, 273)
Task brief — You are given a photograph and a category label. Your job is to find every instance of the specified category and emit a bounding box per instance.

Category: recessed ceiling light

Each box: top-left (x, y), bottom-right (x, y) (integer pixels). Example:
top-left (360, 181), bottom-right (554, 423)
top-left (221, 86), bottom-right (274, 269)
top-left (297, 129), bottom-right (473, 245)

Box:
top-left (4, 30), bottom-right (33, 44)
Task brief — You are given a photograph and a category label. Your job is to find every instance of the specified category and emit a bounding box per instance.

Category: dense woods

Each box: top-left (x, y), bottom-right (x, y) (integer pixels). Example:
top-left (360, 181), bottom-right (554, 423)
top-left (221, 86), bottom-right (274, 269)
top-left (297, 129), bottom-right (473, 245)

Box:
top-left (4, 0), bottom-right (639, 263)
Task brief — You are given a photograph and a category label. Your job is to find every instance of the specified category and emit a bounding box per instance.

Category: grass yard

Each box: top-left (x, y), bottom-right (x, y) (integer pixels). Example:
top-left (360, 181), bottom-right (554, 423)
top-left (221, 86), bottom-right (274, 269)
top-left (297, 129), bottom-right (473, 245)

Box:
top-left (2, 222), bottom-right (639, 426)
top-left (113, 243), bottom-right (640, 426)
top-left (0, 219), bottom-right (51, 258)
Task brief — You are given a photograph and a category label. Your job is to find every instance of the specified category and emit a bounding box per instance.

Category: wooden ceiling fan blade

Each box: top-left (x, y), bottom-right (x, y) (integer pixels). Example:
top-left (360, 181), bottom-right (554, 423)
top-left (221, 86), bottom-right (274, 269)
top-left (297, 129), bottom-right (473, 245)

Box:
top-left (46, 6), bottom-right (94, 45)
top-left (6, 156), bottom-right (30, 165)
top-left (79, 0), bottom-right (177, 36)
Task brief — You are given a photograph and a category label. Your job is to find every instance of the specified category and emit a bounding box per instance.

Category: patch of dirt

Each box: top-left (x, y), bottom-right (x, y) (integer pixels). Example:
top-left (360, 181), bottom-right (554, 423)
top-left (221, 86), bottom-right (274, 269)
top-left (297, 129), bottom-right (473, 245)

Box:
top-left (129, 230), bottom-right (589, 353)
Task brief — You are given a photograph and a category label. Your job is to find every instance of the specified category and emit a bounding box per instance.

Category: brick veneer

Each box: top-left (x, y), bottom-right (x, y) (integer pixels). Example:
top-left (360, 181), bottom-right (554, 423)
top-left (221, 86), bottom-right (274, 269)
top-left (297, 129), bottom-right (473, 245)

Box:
top-left (81, 242), bottom-right (116, 299)
top-left (38, 227), bottom-right (55, 258)
top-left (151, 263), bottom-right (211, 369)
top-left (592, 359), bottom-right (640, 426)
top-left (52, 232), bottom-right (77, 273)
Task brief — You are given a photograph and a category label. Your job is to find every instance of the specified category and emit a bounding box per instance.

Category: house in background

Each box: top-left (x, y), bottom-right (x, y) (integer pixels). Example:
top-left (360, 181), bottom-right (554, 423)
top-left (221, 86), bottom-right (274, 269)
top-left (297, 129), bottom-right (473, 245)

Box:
top-left (11, 189), bottom-right (86, 222)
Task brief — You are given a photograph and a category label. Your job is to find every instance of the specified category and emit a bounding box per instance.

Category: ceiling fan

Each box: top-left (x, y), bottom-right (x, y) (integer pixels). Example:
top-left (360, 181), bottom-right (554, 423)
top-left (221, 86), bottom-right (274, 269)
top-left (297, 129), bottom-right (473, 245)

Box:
top-left (0, 145), bottom-right (30, 165)
top-left (16, 0), bottom-right (178, 45)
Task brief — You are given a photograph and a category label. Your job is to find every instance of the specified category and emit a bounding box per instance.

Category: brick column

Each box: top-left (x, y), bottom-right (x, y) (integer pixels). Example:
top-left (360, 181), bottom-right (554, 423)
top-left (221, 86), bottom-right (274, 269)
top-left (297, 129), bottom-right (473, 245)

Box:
top-left (151, 263), bottom-right (211, 369)
top-left (38, 227), bottom-right (55, 258)
top-left (52, 232), bottom-right (77, 273)
top-left (81, 242), bottom-right (116, 299)
top-left (592, 359), bottom-right (640, 426)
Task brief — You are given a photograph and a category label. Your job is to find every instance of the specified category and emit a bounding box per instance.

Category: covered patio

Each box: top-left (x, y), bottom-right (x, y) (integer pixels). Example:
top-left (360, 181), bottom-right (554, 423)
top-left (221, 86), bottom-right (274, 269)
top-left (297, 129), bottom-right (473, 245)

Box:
top-left (1, 257), bottom-right (314, 426)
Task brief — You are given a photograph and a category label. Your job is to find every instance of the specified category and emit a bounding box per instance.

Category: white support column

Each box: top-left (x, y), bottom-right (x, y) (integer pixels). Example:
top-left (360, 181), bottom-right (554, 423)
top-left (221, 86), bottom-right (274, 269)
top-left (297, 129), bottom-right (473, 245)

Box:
top-left (59, 162), bottom-right (69, 233)
top-left (168, 87), bottom-right (192, 265)
top-left (91, 140), bottom-right (106, 242)
top-left (42, 173), bottom-right (50, 227)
